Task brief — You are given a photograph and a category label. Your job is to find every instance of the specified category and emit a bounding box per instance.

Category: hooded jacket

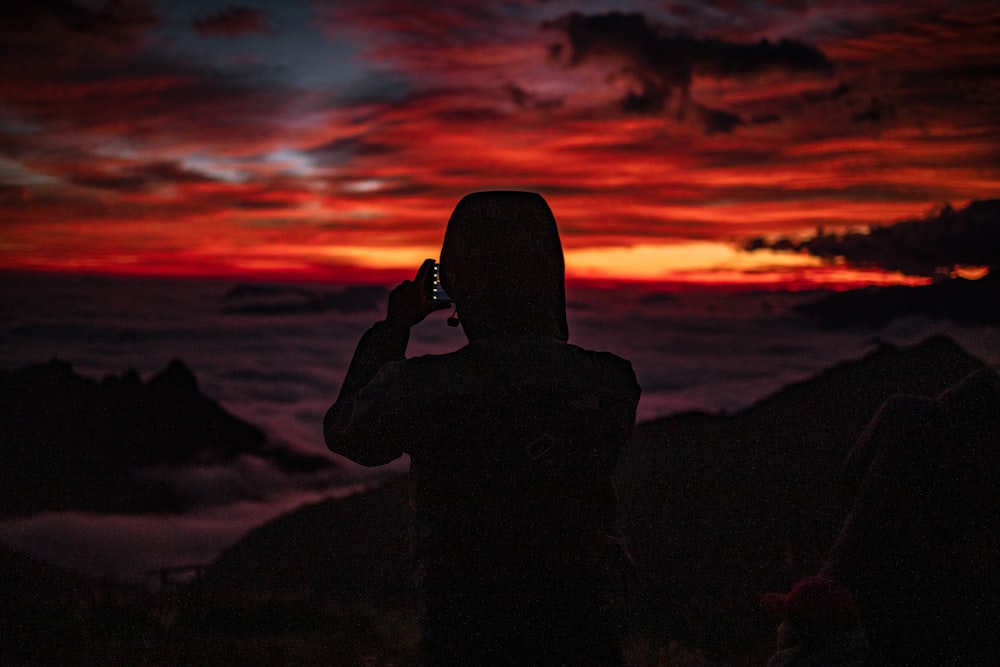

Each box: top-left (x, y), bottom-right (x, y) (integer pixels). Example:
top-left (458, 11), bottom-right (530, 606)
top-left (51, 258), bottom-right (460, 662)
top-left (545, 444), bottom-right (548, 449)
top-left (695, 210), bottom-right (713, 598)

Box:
top-left (324, 191), bottom-right (640, 664)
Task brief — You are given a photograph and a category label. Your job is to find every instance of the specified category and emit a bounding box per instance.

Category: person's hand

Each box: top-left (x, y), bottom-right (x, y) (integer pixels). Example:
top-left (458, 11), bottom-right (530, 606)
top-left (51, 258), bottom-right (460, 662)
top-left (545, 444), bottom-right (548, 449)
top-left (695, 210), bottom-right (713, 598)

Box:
top-left (385, 258), bottom-right (451, 327)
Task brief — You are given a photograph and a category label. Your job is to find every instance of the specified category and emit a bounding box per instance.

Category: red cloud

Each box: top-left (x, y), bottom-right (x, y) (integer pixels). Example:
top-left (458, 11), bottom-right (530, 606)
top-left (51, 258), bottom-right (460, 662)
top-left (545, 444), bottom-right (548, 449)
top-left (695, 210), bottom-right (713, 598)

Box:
top-left (0, 1), bottom-right (998, 286)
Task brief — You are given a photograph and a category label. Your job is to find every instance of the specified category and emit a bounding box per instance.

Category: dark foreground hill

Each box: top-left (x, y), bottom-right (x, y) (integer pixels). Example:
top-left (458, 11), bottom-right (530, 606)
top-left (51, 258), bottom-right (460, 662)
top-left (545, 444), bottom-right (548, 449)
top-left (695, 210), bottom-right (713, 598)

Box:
top-left (0, 358), bottom-right (335, 516)
top-left (615, 334), bottom-right (987, 655)
top-left (195, 335), bottom-right (990, 662)
top-left (204, 477), bottom-right (414, 598)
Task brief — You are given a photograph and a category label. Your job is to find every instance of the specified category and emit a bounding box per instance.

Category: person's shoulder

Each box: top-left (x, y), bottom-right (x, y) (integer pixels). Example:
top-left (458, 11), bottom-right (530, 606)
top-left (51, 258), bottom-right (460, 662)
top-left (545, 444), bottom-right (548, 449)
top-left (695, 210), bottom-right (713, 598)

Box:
top-left (564, 342), bottom-right (638, 380)
top-left (527, 339), bottom-right (640, 399)
top-left (580, 345), bottom-right (634, 368)
top-left (396, 345), bottom-right (468, 368)
top-left (508, 334), bottom-right (631, 365)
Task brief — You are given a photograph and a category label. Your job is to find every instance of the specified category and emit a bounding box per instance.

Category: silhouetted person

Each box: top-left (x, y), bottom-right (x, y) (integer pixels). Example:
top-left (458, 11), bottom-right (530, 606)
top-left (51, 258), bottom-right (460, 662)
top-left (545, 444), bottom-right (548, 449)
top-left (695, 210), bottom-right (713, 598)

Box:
top-left (819, 367), bottom-right (1000, 665)
top-left (325, 191), bottom-right (641, 666)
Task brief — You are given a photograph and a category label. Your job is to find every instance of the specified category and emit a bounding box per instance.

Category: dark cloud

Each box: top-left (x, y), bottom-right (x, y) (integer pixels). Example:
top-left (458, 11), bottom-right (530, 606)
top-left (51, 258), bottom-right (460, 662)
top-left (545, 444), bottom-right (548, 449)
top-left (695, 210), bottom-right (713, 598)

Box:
top-left (192, 6), bottom-right (268, 37)
top-left (851, 96), bottom-right (894, 124)
top-left (0, 0), bottom-right (157, 50)
top-left (320, 1), bottom-right (512, 48)
top-left (545, 11), bottom-right (693, 96)
top-left (0, 0), bottom-right (300, 164)
top-left (830, 82), bottom-right (851, 100)
top-left (235, 199), bottom-right (301, 210)
top-left (622, 79), bottom-right (672, 113)
top-left (306, 135), bottom-right (399, 167)
top-left (0, 185), bottom-right (32, 205)
top-left (434, 105), bottom-right (507, 124)
top-left (68, 161), bottom-right (214, 193)
top-left (504, 82), bottom-right (531, 108)
top-left (746, 199), bottom-right (1000, 276)
top-left (695, 104), bottom-right (745, 134)
top-left (895, 63), bottom-right (1000, 124)
top-left (544, 11), bottom-right (833, 131)
top-left (503, 83), bottom-right (562, 111)
top-left (751, 113), bottom-right (782, 125)
top-left (681, 33), bottom-right (833, 78)
top-left (0, 48), bottom-right (294, 160)
top-left (545, 12), bottom-right (833, 82)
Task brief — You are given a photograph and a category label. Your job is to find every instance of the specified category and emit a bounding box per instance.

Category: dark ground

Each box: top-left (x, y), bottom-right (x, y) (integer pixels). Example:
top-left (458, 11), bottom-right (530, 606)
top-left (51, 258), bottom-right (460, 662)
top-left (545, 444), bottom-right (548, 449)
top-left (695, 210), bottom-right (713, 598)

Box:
top-left (1, 332), bottom-right (993, 665)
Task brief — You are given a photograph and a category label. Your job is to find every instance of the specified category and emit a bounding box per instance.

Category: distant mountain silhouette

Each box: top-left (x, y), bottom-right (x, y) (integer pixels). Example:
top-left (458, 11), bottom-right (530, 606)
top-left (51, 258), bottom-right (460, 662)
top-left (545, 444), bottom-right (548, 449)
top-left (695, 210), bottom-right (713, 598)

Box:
top-left (222, 283), bottom-right (387, 315)
top-left (796, 272), bottom-right (1000, 327)
top-left (0, 358), bottom-right (336, 516)
top-left (198, 335), bottom-right (989, 659)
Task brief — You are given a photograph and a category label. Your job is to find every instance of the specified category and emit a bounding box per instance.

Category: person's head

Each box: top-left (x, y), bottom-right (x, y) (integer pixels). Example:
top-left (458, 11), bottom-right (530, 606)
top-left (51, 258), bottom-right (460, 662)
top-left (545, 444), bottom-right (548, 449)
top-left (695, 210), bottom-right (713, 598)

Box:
top-left (439, 191), bottom-right (569, 341)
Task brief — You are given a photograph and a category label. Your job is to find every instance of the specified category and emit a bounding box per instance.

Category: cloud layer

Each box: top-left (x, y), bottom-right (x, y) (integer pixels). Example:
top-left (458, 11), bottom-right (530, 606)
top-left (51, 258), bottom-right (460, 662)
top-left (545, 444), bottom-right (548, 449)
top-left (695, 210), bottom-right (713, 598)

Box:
top-left (545, 10), bottom-right (833, 128)
top-left (1, 0), bottom-right (998, 284)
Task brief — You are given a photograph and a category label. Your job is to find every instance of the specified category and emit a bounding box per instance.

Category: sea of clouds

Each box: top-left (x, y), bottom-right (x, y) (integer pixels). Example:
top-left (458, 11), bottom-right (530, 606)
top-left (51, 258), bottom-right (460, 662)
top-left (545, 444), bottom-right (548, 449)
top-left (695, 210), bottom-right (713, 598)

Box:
top-left (2, 273), bottom-right (998, 580)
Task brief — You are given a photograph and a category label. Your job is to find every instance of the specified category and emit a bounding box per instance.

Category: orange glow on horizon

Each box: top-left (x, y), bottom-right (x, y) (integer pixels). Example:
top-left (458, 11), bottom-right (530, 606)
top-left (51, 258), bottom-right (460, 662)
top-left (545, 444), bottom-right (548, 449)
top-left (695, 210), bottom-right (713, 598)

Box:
top-left (2, 236), bottom-right (936, 293)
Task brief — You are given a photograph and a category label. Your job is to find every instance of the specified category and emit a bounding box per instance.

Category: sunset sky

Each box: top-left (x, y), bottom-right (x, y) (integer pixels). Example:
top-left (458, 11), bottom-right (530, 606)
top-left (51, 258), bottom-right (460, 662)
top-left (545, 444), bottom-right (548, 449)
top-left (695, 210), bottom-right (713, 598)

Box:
top-left (1, 0), bottom-right (998, 288)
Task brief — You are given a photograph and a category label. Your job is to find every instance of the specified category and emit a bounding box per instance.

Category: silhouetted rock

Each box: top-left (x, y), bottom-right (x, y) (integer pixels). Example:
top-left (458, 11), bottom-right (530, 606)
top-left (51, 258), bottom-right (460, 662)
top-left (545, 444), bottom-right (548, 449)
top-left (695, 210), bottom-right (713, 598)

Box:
top-left (796, 272), bottom-right (1000, 328)
top-left (0, 358), bottom-right (335, 516)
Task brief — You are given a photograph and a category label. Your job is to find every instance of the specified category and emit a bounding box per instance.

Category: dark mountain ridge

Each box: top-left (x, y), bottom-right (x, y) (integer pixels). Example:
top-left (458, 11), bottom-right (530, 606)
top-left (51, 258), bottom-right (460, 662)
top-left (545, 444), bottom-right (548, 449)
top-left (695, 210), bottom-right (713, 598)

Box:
top-left (0, 358), bottom-right (336, 517)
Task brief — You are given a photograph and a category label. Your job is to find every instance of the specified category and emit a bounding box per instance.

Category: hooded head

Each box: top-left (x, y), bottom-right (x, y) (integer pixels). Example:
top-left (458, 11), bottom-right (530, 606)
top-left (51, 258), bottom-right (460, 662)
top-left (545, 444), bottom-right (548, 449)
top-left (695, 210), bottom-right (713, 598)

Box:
top-left (439, 191), bottom-right (569, 342)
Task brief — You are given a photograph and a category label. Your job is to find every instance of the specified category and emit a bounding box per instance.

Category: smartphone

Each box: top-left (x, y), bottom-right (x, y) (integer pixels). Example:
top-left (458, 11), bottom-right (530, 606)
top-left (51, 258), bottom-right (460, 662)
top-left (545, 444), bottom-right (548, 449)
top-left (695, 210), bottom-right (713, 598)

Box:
top-left (430, 262), bottom-right (451, 303)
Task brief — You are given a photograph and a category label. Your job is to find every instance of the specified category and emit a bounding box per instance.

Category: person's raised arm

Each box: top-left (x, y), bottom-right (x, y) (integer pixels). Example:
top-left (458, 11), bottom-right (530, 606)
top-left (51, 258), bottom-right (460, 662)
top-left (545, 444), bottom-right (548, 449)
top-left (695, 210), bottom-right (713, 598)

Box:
top-left (324, 259), bottom-right (449, 464)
